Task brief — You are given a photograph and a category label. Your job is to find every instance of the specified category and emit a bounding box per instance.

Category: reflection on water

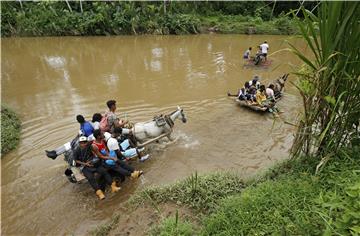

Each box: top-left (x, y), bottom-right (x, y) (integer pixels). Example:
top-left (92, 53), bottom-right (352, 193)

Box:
top-left (1, 34), bottom-right (305, 235)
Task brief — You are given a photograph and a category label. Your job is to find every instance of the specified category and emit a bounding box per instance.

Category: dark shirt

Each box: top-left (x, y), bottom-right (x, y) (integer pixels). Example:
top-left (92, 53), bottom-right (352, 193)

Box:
top-left (73, 144), bottom-right (95, 163)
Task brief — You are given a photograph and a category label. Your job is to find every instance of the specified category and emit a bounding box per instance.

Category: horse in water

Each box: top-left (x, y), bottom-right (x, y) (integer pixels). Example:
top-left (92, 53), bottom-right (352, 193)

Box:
top-left (132, 106), bottom-right (187, 146)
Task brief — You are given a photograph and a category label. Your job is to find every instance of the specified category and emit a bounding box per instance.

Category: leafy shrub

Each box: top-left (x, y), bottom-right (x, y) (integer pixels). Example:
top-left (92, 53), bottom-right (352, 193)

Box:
top-left (274, 15), bottom-right (295, 34)
top-left (1, 105), bottom-right (21, 155)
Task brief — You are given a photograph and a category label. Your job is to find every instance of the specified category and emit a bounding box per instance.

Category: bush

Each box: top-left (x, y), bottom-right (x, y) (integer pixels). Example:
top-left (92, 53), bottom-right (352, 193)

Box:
top-left (1, 105), bottom-right (21, 155)
top-left (274, 15), bottom-right (295, 34)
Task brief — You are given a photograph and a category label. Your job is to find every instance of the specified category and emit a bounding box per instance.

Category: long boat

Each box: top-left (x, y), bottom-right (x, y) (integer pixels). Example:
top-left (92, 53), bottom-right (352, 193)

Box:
top-left (229, 74), bottom-right (289, 113)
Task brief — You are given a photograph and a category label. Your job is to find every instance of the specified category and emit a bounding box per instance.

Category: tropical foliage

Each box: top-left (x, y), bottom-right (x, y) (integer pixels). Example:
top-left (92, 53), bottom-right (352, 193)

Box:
top-left (290, 2), bottom-right (360, 162)
top-left (0, 1), bottom-right (308, 37)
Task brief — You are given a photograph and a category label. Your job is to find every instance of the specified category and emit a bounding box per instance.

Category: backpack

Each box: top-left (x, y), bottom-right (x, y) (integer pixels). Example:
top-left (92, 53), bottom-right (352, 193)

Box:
top-left (99, 112), bottom-right (110, 132)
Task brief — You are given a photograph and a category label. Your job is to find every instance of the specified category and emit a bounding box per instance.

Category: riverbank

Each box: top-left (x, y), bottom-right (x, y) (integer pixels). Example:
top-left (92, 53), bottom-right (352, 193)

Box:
top-left (92, 146), bottom-right (360, 236)
top-left (1, 105), bottom-right (21, 155)
top-left (1, 2), bottom-right (299, 37)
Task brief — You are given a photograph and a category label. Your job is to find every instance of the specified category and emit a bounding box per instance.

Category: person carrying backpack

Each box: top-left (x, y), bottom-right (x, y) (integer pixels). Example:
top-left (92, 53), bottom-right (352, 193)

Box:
top-left (100, 100), bottom-right (127, 133)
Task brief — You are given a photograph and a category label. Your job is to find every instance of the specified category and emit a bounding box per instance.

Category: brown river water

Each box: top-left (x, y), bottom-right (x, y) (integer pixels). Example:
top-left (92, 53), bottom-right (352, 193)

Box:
top-left (2, 34), bottom-right (305, 235)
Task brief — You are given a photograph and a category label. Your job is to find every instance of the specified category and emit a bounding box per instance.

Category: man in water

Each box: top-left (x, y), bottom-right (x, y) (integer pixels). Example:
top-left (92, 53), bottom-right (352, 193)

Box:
top-left (73, 136), bottom-right (120, 200)
top-left (259, 41), bottom-right (269, 61)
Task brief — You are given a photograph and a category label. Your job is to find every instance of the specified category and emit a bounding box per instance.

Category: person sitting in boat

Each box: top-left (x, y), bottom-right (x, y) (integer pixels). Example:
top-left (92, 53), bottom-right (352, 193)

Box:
top-left (76, 114), bottom-right (95, 139)
top-left (243, 47), bottom-right (252, 60)
top-left (91, 113), bottom-right (102, 130)
top-left (248, 75), bottom-right (261, 89)
top-left (104, 127), bottom-right (150, 162)
top-left (266, 84), bottom-right (276, 101)
top-left (245, 85), bottom-right (257, 104)
top-left (74, 136), bottom-right (120, 200)
top-left (100, 100), bottom-right (127, 133)
top-left (91, 130), bottom-right (143, 182)
top-left (256, 85), bottom-right (267, 106)
top-left (237, 88), bottom-right (247, 100)
top-left (264, 84), bottom-right (280, 114)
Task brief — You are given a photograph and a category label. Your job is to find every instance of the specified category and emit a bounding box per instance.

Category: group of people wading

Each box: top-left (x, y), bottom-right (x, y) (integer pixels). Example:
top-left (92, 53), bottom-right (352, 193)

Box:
top-left (243, 41), bottom-right (269, 65)
top-left (74, 100), bottom-right (149, 200)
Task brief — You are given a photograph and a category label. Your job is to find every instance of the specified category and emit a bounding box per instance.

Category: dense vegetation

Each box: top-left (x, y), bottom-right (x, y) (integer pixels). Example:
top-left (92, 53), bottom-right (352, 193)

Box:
top-left (1, 1), bottom-right (316, 37)
top-left (1, 105), bottom-right (21, 155)
top-left (291, 2), bottom-right (360, 160)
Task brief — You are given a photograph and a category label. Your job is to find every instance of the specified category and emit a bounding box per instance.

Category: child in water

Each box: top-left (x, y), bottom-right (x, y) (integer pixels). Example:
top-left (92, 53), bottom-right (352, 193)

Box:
top-left (243, 47), bottom-right (252, 60)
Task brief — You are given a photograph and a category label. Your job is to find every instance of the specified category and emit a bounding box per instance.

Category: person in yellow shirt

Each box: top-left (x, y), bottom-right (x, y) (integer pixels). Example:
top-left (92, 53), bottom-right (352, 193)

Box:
top-left (256, 85), bottom-right (267, 106)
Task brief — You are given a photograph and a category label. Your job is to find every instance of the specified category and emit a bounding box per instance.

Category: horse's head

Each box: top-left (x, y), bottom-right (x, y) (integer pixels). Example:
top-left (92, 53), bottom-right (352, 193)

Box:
top-left (177, 106), bottom-right (187, 123)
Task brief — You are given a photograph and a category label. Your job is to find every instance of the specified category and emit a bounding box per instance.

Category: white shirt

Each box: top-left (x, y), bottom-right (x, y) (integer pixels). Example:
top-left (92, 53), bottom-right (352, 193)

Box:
top-left (249, 80), bottom-right (261, 89)
top-left (260, 43), bottom-right (269, 54)
top-left (266, 88), bottom-right (275, 98)
top-left (91, 121), bottom-right (100, 130)
top-left (107, 137), bottom-right (120, 151)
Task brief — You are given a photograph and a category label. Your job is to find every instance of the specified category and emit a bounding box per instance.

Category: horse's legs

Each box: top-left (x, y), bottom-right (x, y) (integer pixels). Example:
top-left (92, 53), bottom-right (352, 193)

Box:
top-left (167, 133), bottom-right (174, 141)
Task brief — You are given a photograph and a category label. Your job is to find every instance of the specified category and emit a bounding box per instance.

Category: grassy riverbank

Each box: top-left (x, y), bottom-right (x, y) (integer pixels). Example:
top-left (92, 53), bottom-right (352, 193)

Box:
top-left (1, 1), bottom-right (302, 37)
top-left (1, 105), bottom-right (21, 155)
top-left (91, 146), bottom-right (360, 235)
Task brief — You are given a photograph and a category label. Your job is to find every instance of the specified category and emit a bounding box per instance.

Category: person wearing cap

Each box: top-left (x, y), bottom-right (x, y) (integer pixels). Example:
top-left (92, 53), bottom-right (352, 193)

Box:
top-left (73, 136), bottom-right (120, 200)
top-left (92, 130), bottom-right (143, 180)
top-left (104, 128), bottom-right (150, 162)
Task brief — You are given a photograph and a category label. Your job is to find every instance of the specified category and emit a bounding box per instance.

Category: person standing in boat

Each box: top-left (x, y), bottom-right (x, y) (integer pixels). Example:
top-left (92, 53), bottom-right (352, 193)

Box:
top-left (73, 136), bottom-right (120, 200)
top-left (243, 47), bottom-right (252, 60)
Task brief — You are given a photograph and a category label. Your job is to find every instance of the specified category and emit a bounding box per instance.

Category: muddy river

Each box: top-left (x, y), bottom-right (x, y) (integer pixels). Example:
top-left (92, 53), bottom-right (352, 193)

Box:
top-left (2, 34), bottom-right (305, 235)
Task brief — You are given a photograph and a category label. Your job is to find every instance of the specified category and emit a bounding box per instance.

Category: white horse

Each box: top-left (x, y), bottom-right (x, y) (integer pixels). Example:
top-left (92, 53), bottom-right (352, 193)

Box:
top-left (132, 106), bottom-right (187, 146)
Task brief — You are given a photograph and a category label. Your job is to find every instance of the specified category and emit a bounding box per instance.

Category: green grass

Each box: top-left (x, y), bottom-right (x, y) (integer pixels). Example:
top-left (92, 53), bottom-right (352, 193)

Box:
top-left (129, 172), bottom-right (246, 212)
top-left (1, 104), bottom-right (21, 155)
top-left (150, 148), bottom-right (360, 236)
top-left (149, 213), bottom-right (194, 236)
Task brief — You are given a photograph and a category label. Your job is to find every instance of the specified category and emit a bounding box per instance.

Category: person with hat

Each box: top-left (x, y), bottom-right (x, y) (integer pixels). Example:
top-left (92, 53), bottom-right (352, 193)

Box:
top-left (73, 136), bottom-right (120, 200)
